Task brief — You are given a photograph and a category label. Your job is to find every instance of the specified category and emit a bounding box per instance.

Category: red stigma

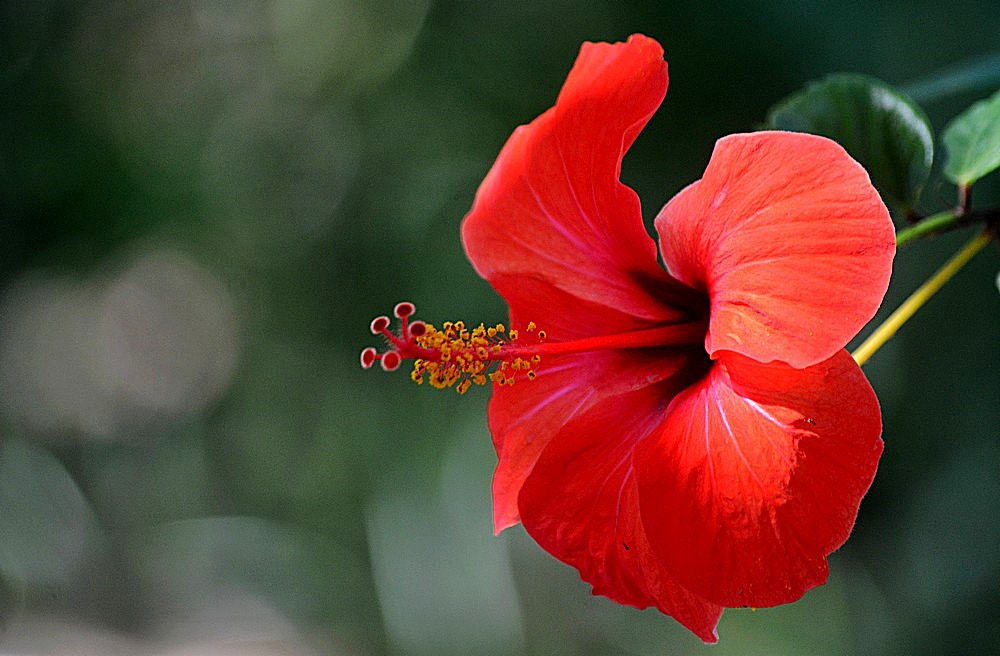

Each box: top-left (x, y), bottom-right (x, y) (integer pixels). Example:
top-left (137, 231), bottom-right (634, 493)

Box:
top-left (381, 351), bottom-right (402, 371)
top-left (361, 301), bottom-right (428, 376)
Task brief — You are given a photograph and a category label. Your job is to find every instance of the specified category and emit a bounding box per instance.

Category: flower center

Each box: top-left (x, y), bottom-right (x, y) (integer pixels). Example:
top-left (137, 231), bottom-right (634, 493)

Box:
top-left (361, 302), bottom-right (708, 394)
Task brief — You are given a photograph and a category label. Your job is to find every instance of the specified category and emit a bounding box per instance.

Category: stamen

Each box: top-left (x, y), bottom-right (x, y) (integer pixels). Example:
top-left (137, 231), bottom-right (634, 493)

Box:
top-left (410, 318), bottom-right (540, 393)
top-left (360, 302), bottom-right (542, 393)
top-left (361, 302), bottom-right (709, 394)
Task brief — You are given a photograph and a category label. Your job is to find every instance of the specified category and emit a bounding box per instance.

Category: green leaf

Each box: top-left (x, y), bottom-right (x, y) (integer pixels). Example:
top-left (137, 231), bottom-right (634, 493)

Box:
top-left (942, 88), bottom-right (1000, 187)
top-left (767, 74), bottom-right (934, 212)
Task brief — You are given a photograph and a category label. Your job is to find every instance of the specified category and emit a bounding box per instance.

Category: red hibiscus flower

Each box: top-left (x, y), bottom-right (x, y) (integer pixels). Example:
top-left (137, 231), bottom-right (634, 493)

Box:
top-left (363, 34), bottom-right (895, 642)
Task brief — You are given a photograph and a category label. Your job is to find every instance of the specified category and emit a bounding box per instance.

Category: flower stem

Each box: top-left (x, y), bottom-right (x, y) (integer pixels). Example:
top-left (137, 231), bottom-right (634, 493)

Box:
top-left (852, 231), bottom-right (993, 366)
top-left (896, 211), bottom-right (962, 247)
top-left (896, 202), bottom-right (999, 247)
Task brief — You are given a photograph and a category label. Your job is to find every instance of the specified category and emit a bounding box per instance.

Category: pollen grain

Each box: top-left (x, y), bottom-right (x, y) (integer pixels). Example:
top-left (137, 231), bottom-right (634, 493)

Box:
top-left (412, 321), bottom-right (539, 393)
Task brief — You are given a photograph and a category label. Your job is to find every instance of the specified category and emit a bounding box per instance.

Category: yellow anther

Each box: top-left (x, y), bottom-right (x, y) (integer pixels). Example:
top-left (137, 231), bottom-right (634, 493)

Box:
top-left (409, 320), bottom-right (544, 394)
top-left (527, 321), bottom-right (536, 332)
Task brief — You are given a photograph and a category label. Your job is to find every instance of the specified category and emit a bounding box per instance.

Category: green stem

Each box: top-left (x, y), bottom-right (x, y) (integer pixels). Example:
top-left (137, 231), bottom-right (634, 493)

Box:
top-left (896, 211), bottom-right (963, 247)
top-left (896, 203), bottom-right (999, 247)
top-left (853, 231), bottom-right (993, 366)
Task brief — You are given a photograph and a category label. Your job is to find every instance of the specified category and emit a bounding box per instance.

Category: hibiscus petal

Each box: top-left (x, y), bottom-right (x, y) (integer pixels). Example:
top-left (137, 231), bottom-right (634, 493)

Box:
top-left (518, 384), bottom-right (723, 642)
top-left (489, 328), bottom-right (701, 532)
top-left (655, 132), bottom-right (895, 368)
top-left (490, 274), bottom-right (672, 341)
top-left (462, 34), bottom-right (697, 323)
top-left (634, 349), bottom-right (883, 608)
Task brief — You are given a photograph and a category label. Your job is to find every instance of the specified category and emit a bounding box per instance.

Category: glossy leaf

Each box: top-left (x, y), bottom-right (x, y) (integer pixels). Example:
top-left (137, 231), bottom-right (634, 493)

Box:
top-left (767, 74), bottom-right (933, 212)
top-left (942, 88), bottom-right (1000, 186)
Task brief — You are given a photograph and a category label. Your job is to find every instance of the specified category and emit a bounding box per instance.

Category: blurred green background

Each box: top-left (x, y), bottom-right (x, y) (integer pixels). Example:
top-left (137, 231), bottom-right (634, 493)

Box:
top-left (1, 1), bottom-right (998, 654)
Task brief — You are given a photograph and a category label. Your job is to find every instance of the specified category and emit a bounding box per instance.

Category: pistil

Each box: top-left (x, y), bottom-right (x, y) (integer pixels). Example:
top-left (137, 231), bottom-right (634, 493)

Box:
top-left (361, 302), bottom-right (707, 393)
top-left (503, 322), bottom-right (707, 358)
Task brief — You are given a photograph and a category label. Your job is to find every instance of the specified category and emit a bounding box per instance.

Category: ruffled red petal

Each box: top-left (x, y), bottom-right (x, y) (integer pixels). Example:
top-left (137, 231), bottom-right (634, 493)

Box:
top-left (485, 274), bottom-right (691, 532)
top-left (486, 264), bottom-right (708, 532)
top-left (655, 132), bottom-right (895, 368)
top-left (518, 384), bottom-right (723, 642)
top-left (462, 34), bottom-right (697, 324)
top-left (634, 349), bottom-right (883, 607)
